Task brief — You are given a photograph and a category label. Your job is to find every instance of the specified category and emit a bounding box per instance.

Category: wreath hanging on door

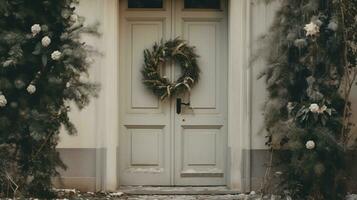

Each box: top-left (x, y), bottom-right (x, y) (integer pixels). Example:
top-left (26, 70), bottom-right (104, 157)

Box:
top-left (142, 38), bottom-right (200, 100)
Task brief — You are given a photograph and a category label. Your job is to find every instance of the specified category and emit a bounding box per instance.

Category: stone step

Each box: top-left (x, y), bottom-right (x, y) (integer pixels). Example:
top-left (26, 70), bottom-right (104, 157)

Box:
top-left (119, 186), bottom-right (241, 195)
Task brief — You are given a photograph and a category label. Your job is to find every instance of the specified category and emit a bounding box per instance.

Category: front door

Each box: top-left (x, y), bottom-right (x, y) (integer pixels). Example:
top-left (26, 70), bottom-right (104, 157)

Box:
top-left (119, 0), bottom-right (228, 186)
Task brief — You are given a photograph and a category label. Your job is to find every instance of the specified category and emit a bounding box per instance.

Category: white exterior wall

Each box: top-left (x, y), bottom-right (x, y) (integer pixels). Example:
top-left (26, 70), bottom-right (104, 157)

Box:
top-left (250, 1), bottom-right (279, 149)
top-left (57, 0), bottom-right (357, 191)
top-left (58, 0), bottom-right (104, 149)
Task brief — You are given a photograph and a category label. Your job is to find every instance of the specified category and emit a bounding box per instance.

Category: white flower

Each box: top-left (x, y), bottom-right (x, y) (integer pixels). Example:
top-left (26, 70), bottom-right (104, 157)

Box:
top-left (306, 140), bottom-right (316, 150)
top-left (66, 82), bottom-right (71, 88)
top-left (27, 84), bottom-right (36, 94)
top-left (51, 50), bottom-right (62, 60)
top-left (309, 103), bottom-right (320, 113)
top-left (0, 94), bottom-right (7, 107)
top-left (318, 105), bottom-right (327, 114)
top-left (41, 36), bottom-right (51, 47)
top-left (304, 22), bottom-right (320, 37)
top-left (31, 24), bottom-right (41, 36)
top-left (69, 14), bottom-right (78, 23)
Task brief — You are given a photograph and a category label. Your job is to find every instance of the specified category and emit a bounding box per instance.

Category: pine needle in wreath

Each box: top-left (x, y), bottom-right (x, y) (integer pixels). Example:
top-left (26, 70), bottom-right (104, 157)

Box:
top-left (142, 38), bottom-right (200, 100)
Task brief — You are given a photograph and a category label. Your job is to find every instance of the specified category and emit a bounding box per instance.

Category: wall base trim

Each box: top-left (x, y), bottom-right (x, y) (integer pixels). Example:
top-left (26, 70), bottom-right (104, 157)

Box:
top-left (53, 177), bottom-right (96, 192)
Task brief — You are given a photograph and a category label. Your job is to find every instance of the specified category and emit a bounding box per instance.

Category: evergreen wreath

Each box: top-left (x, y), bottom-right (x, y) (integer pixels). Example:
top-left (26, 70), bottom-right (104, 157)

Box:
top-left (142, 38), bottom-right (200, 100)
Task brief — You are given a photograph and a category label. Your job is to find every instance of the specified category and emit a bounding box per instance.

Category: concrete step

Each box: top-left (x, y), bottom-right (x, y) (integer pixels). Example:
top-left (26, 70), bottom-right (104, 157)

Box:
top-left (119, 186), bottom-right (241, 195)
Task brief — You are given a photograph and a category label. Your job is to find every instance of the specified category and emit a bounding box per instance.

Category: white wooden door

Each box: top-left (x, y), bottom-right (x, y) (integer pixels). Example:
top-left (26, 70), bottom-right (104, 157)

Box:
top-left (119, 0), bottom-right (228, 186)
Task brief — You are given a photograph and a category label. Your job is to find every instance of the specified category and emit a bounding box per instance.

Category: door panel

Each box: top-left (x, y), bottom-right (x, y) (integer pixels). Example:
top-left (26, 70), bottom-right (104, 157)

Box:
top-left (119, 0), bottom-right (172, 185)
top-left (131, 23), bottom-right (162, 109)
top-left (130, 127), bottom-right (163, 166)
top-left (185, 22), bottom-right (218, 108)
top-left (173, 0), bottom-right (228, 185)
top-left (119, 0), bottom-right (227, 186)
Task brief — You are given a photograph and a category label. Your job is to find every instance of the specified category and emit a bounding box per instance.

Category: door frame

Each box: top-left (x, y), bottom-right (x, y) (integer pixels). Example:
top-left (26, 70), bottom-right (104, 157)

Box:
top-left (96, 0), bottom-right (253, 192)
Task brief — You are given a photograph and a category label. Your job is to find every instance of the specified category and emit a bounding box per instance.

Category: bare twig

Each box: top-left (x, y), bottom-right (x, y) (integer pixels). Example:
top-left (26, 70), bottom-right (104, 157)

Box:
top-left (5, 171), bottom-right (18, 198)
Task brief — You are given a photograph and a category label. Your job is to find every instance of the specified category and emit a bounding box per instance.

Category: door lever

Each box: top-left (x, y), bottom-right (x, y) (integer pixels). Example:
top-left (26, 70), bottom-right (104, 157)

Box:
top-left (176, 98), bottom-right (190, 114)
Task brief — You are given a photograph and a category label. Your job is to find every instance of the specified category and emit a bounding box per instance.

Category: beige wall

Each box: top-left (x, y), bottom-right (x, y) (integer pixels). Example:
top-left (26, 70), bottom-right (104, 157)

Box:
top-left (58, 0), bottom-right (104, 148)
top-left (249, 1), bottom-right (279, 149)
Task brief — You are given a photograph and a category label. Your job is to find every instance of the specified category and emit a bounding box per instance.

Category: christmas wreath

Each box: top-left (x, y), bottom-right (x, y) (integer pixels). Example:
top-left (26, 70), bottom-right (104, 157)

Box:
top-left (142, 38), bottom-right (200, 100)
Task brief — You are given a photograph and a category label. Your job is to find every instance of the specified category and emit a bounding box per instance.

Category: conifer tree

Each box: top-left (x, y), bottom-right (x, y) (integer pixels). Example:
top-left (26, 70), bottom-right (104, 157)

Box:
top-left (260, 0), bottom-right (356, 199)
top-left (0, 0), bottom-right (98, 198)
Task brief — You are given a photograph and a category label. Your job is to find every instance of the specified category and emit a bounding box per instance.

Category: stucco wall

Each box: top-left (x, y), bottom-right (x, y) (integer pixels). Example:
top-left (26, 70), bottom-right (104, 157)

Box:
top-left (249, 1), bottom-right (279, 150)
top-left (58, 0), bottom-right (104, 149)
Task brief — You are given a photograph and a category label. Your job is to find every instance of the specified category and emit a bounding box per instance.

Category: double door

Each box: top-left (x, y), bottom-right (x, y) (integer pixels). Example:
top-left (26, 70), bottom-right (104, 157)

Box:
top-left (119, 0), bottom-right (228, 186)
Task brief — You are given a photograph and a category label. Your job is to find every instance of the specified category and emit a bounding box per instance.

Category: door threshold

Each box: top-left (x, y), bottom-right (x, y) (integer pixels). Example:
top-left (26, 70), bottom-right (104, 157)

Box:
top-left (118, 186), bottom-right (241, 195)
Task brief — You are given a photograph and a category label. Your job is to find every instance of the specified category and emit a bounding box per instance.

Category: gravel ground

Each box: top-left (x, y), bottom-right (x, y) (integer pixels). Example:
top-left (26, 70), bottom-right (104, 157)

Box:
top-left (2, 190), bottom-right (356, 199)
top-left (49, 190), bottom-right (357, 200)
top-left (53, 190), bottom-right (254, 200)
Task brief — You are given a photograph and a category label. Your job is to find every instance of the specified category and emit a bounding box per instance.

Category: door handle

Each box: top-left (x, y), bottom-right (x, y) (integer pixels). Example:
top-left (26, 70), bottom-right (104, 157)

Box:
top-left (176, 98), bottom-right (190, 114)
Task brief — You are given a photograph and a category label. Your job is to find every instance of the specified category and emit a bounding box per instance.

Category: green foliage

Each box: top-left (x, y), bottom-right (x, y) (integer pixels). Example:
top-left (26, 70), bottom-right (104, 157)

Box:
top-left (260, 0), bottom-right (357, 199)
top-left (0, 0), bottom-right (99, 198)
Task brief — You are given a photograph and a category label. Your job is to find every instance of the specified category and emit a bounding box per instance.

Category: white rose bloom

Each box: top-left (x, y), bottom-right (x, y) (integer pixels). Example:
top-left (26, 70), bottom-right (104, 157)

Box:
top-left (309, 103), bottom-right (320, 113)
top-left (27, 84), bottom-right (36, 94)
top-left (69, 14), bottom-right (78, 23)
top-left (31, 24), bottom-right (41, 36)
top-left (0, 94), bottom-right (7, 107)
top-left (306, 140), bottom-right (316, 150)
top-left (304, 22), bottom-right (320, 37)
top-left (41, 36), bottom-right (51, 47)
top-left (318, 105), bottom-right (327, 114)
top-left (51, 50), bottom-right (62, 60)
